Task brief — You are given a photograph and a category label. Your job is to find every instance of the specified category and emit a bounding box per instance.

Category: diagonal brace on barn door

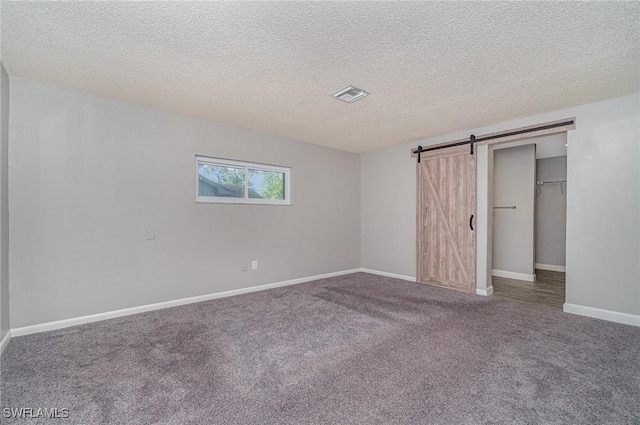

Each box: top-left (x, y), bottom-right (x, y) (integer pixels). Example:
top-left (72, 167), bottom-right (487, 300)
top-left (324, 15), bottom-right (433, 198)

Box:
top-left (422, 161), bottom-right (470, 284)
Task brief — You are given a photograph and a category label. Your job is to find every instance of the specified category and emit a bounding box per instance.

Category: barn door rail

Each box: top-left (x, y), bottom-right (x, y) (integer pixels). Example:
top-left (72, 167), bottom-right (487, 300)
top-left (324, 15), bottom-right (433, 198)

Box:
top-left (415, 136), bottom-right (475, 163)
top-left (412, 118), bottom-right (575, 164)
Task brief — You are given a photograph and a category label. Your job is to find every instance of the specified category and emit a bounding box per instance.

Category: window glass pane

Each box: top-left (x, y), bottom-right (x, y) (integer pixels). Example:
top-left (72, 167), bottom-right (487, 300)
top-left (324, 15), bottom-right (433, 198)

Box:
top-left (248, 169), bottom-right (285, 200)
top-left (198, 163), bottom-right (244, 198)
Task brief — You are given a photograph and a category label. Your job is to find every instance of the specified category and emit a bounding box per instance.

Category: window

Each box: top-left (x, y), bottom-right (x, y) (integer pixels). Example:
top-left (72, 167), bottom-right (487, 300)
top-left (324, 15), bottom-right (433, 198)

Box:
top-left (196, 156), bottom-right (291, 205)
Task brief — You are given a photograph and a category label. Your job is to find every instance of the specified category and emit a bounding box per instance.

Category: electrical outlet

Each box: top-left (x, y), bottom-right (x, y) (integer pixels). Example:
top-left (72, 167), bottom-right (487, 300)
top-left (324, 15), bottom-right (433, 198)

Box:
top-left (251, 260), bottom-right (258, 270)
top-left (241, 265), bottom-right (248, 272)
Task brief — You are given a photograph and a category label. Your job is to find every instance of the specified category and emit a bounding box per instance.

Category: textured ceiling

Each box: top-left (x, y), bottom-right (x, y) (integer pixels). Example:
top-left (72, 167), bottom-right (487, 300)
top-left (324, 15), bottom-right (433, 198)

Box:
top-left (2, 2), bottom-right (639, 153)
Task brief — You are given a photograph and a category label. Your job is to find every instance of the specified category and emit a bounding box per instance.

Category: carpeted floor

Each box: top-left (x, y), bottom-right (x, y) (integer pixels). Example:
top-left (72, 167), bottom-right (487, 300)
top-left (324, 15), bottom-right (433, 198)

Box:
top-left (2, 272), bottom-right (639, 424)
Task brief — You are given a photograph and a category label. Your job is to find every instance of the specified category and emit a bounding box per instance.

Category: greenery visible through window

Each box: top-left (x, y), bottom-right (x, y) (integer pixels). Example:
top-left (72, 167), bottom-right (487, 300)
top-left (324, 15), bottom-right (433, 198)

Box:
top-left (248, 169), bottom-right (285, 199)
top-left (196, 156), bottom-right (290, 205)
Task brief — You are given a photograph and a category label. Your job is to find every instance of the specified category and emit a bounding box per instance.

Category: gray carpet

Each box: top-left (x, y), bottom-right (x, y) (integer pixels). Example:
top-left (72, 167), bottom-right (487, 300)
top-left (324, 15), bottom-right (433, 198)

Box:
top-left (2, 272), bottom-right (639, 424)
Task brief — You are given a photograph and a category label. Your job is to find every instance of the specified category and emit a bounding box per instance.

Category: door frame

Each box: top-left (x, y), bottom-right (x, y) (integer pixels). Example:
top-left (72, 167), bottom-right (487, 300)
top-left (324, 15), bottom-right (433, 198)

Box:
top-left (475, 123), bottom-right (573, 296)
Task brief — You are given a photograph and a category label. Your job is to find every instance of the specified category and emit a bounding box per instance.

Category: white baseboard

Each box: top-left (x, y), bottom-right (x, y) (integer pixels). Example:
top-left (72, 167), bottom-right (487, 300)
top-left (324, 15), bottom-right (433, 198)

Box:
top-left (492, 269), bottom-right (535, 282)
top-left (563, 303), bottom-right (640, 327)
top-left (11, 268), bottom-right (361, 337)
top-left (361, 268), bottom-right (494, 297)
top-left (535, 263), bottom-right (566, 272)
top-left (359, 268), bottom-right (416, 282)
top-left (0, 330), bottom-right (11, 355)
top-left (476, 286), bottom-right (494, 296)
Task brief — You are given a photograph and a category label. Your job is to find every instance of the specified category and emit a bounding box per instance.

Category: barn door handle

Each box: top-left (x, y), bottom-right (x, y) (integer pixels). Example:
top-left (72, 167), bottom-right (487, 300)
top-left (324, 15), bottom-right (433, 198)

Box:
top-left (469, 214), bottom-right (474, 231)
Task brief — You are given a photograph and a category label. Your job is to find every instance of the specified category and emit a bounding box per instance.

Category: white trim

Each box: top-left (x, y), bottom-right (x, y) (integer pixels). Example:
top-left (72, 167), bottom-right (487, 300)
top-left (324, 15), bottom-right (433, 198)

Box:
top-left (535, 263), bottom-right (566, 272)
top-left (11, 269), bottom-right (361, 337)
top-left (563, 303), bottom-right (640, 327)
top-left (476, 286), bottom-right (494, 296)
top-left (0, 330), bottom-right (11, 354)
top-left (359, 268), bottom-right (416, 282)
top-left (491, 269), bottom-right (535, 282)
top-left (475, 144), bottom-right (493, 298)
top-left (360, 268), bottom-right (494, 298)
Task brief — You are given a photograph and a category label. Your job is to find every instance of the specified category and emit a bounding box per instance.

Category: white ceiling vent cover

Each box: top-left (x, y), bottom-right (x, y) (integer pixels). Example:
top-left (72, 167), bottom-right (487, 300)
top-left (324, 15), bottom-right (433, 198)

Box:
top-left (332, 85), bottom-right (369, 103)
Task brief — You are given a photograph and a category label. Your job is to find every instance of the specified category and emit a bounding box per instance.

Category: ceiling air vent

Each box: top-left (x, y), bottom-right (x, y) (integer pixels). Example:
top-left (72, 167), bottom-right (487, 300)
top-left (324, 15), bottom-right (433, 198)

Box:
top-left (332, 85), bottom-right (369, 103)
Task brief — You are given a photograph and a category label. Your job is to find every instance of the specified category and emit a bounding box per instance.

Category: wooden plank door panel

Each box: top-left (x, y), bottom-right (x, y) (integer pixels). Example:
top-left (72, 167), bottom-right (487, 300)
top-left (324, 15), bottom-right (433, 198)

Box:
top-left (417, 146), bottom-right (476, 294)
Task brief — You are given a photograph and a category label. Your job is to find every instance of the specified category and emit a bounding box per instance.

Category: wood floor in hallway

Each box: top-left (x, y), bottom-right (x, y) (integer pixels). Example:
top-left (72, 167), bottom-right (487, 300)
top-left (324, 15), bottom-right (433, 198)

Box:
top-left (492, 269), bottom-right (565, 309)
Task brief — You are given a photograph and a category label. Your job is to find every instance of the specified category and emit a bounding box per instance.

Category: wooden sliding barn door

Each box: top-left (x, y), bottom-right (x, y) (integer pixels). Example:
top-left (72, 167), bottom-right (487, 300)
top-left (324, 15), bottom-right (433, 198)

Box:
top-left (417, 146), bottom-right (476, 294)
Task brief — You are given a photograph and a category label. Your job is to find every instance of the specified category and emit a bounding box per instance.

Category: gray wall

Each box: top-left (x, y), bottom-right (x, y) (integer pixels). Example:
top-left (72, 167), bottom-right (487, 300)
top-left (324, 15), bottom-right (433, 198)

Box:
top-left (9, 78), bottom-right (361, 328)
top-left (0, 65), bottom-right (10, 340)
top-left (564, 95), bottom-right (639, 315)
top-left (492, 145), bottom-right (536, 276)
top-left (360, 145), bottom-right (416, 277)
top-left (535, 156), bottom-right (567, 267)
top-left (361, 93), bottom-right (639, 316)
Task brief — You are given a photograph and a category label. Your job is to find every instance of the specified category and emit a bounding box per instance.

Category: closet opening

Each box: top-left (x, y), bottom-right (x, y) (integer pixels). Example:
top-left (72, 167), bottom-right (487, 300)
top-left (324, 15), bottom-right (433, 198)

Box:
top-left (491, 133), bottom-right (567, 308)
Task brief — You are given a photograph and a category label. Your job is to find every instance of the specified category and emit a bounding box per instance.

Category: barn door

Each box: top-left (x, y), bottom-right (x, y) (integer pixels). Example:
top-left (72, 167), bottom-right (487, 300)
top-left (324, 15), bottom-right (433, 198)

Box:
top-left (417, 145), bottom-right (476, 293)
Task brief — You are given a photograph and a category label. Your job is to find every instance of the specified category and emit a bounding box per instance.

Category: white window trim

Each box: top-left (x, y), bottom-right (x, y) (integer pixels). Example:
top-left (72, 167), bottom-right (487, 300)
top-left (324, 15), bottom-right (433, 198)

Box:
top-left (195, 156), bottom-right (292, 205)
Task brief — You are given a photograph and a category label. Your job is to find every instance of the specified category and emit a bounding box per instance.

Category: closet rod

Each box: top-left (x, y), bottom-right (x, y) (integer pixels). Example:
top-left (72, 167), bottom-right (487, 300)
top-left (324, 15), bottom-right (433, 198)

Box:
top-left (537, 180), bottom-right (567, 185)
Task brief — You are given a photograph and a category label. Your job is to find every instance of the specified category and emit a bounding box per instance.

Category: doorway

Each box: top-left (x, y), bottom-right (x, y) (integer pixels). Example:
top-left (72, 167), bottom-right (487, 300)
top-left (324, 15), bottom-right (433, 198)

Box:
top-left (413, 117), bottom-right (574, 300)
top-left (491, 133), bottom-right (567, 308)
